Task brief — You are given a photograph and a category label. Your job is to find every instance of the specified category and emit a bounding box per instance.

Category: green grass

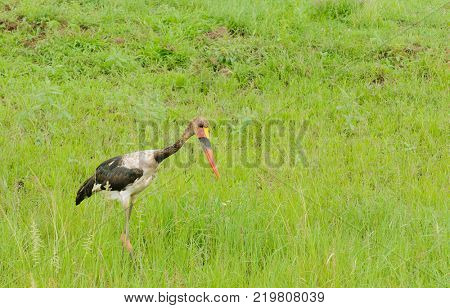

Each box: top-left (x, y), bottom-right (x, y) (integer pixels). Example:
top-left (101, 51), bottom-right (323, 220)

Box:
top-left (0, 0), bottom-right (448, 287)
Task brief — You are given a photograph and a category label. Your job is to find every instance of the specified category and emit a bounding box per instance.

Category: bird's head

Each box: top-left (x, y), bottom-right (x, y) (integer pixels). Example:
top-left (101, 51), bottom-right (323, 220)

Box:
top-left (185, 117), bottom-right (220, 178)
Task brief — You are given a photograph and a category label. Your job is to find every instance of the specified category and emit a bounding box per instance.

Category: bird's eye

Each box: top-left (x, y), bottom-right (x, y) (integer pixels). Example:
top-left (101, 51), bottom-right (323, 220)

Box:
top-left (199, 124), bottom-right (204, 128)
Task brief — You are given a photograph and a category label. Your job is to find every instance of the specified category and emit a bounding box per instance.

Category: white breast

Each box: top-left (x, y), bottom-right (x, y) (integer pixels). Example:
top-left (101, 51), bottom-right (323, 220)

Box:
top-left (126, 172), bottom-right (156, 195)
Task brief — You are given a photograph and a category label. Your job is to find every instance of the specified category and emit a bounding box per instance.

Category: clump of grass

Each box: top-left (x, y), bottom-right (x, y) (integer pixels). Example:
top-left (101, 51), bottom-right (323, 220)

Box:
top-left (309, 0), bottom-right (363, 21)
top-left (137, 42), bottom-right (191, 70)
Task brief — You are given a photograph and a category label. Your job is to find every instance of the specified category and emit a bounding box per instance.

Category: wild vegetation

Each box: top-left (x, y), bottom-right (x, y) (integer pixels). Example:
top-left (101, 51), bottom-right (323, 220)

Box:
top-left (0, 0), bottom-right (448, 287)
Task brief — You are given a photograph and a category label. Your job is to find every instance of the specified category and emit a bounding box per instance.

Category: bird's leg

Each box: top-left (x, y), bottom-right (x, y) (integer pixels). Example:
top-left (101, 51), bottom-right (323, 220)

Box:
top-left (120, 197), bottom-right (133, 253)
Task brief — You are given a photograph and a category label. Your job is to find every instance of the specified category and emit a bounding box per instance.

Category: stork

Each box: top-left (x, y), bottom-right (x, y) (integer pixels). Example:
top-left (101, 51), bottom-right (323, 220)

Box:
top-left (75, 117), bottom-right (219, 253)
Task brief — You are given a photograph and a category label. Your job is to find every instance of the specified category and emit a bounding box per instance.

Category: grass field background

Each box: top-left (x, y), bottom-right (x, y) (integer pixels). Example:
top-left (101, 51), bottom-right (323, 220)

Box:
top-left (0, 0), bottom-right (448, 287)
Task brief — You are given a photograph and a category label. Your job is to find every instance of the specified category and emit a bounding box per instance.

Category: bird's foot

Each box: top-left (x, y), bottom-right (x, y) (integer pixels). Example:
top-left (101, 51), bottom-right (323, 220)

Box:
top-left (120, 233), bottom-right (133, 253)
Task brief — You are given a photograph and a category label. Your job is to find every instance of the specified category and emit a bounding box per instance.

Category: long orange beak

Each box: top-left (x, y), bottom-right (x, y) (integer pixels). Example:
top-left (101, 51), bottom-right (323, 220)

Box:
top-left (196, 127), bottom-right (220, 178)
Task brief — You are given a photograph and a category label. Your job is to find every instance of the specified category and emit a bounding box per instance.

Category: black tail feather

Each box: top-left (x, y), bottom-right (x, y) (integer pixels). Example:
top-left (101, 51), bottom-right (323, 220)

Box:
top-left (76, 176), bottom-right (95, 205)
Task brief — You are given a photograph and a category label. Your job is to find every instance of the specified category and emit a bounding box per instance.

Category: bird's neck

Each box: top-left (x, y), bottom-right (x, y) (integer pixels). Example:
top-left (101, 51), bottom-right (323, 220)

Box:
top-left (154, 129), bottom-right (192, 163)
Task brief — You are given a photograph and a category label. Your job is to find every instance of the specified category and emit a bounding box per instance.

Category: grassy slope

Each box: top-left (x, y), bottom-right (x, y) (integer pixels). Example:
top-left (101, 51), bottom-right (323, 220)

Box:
top-left (0, 0), bottom-right (448, 287)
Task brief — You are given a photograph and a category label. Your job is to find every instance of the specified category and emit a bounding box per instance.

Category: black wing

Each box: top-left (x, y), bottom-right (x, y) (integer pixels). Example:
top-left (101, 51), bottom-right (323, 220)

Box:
top-left (95, 156), bottom-right (144, 192)
top-left (75, 156), bottom-right (143, 205)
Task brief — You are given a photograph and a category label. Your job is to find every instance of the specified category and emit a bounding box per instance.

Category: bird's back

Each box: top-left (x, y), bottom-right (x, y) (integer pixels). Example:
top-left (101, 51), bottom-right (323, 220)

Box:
top-left (75, 150), bottom-right (159, 205)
